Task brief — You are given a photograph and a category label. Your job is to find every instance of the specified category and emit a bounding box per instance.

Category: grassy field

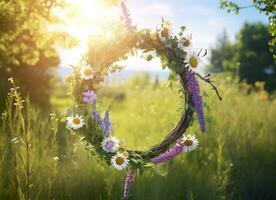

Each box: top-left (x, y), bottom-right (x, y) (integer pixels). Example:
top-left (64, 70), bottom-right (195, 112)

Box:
top-left (1, 75), bottom-right (276, 200)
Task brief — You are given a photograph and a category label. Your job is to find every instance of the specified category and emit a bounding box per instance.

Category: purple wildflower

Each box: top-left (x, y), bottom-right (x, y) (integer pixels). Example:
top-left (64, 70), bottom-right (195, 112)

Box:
top-left (123, 170), bottom-right (136, 199)
top-left (185, 70), bottom-right (206, 133)
top-left (92, 103), bottom-right (112, 137)
top-left (120, 1), bottom-right (136, 30)
top-left (83, 90), bottom-right (96, 104)
top-left (152, 138), bottom-right (185, 163)
top-left (103, 110), bottom-right (112, 136)
top-left (105, 140), bottom-right (115, 152)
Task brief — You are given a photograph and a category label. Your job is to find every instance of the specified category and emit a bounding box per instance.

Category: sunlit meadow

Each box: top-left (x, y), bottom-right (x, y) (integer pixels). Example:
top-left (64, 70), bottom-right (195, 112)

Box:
top-left (1, 74), bottom-right (276, 199)
top-left (0, 0), bottom-right (275, 200)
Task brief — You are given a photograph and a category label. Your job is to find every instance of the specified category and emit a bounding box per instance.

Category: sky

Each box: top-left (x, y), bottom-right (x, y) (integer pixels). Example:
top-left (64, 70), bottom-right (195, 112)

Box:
top-left (59, 0), bottom-right (268, 73)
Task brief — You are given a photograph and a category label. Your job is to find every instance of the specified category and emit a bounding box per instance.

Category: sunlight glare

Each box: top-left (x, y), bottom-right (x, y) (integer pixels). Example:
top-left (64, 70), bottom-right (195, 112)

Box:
top-left (62, 0), bottom-right (120, 47)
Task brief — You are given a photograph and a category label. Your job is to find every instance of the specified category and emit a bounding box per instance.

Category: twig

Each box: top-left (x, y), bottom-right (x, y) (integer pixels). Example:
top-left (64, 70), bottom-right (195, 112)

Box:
top-left (195, 73), bottom-right (222, 101)
top-left (239, 5), bottom-right (255, 9)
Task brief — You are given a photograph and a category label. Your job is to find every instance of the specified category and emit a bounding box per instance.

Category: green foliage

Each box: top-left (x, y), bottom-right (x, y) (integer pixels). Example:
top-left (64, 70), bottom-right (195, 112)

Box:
top-left (209, 23), bottom-right (275, 91)
top-left (1, 76), bottom-right (276, 199)
top-left (237, 23), bottom-right (275, 91)
top-left (0, 0), bottom-right (76, 111)
top-left (126, 72), bottom-right (151, 89)
top-left (206, 30), bottom-right (238, 74)
top-left (219, 0), bottom-right (276, 59)
top-left (0, 79), bottom-right (59, 199)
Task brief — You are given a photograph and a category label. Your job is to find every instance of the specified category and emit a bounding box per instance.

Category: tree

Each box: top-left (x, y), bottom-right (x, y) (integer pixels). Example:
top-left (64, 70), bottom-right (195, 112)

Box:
top-left (0, 0), bottom-right (75, 111)
top-left (236, 23), bottom-right (275, 91)
top-left (207, 30), bottom-right (238, 74)
top-left (209, 22), bottom-right (275, 91)
top-left (219, 0), bottom-right (276, 59)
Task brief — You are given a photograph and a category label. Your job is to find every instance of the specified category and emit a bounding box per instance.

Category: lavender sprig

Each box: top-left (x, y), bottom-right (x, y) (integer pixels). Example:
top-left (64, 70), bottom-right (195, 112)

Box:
top-left (120, 1), bottom-right (136, 30)
top-left (152, 138), bottom-right (185, 163)
top-left (103, 110), bottom-right (112, 136)
top-left (185, 70), bottom-right (206, 132)
top-left (123, 170), bottom-right (136, 199)
top-left (92, 103), bottom-right (111, 137)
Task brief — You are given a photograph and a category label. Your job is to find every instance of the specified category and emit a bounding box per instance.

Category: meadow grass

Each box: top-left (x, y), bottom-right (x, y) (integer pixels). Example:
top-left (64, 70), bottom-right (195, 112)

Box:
top-left (0, 75), bottom-right (275, 200)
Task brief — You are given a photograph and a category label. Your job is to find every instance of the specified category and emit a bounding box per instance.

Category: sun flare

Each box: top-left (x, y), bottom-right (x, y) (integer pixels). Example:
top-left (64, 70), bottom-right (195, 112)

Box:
top-left (59, 0), bottom-right (120, 45)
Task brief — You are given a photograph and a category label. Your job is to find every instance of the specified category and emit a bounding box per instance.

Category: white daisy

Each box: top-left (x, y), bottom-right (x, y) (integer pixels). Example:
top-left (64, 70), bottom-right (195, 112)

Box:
top-left (182, 134), bottom-right (199, 152)
top-left (80, 65), bottom-right (94, 80)
top-left (101, 136), bottom-right (120, 153)
top-left (157, 22), bottom-right (172, 43)
top-left (66, 114), bottom-right (84, 130)
top-left (185, 50), bottom-right (202, 69)
top-left (178, 34), bottom-right (192, 51)
top-left (111, 153), bottom-right (129, 170)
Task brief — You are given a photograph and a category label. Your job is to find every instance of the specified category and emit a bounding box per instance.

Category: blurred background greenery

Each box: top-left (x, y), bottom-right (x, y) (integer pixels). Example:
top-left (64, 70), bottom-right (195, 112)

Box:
top-left (0, 0), bottom-right (276, 200)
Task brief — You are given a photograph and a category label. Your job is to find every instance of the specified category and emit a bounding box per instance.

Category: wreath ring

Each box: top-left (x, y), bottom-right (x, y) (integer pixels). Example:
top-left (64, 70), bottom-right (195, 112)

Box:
top-left (63, 3), bottom-right (221, 199)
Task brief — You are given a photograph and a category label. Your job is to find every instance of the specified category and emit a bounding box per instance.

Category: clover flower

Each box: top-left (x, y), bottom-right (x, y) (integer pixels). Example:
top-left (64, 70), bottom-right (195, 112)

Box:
top-left (83, 90), bottom-right (96, 104)
top-left (185, 70), bottom-right (206, 132)
top-left (152, 138), bottom-right (185, 163)
top-left (101, 136), bottom-right (119, 153)
top-left (123, 170), bottom-right (136, 199)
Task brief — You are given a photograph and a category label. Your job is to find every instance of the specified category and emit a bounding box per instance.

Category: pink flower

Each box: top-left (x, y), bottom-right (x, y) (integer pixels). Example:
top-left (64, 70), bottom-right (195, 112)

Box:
top-left (152, 138), bottom-right (185, 163)
top-left (123, 170), bottom-right (136, 199)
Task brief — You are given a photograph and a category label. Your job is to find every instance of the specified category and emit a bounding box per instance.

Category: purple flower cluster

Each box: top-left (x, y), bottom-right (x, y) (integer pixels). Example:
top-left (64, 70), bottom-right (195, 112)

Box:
top-left (120, 1), bottom-right (135, 30)
top-left (152, 138), bottom-right (185, 163)
top-left (123, 170), bottom-right (136, 199)
top-left (92, 103), bottom-right (112, 137)
top-left (103, 110), bottom-right (111, 135)
top-left (83, 90), bottom-right (96, 104)
top-left (185, 70), bottom-right (206, 133)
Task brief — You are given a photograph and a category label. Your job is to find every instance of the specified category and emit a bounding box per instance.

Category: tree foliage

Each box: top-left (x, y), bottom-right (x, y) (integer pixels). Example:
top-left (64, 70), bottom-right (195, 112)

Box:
top-left (219, 0), bottom-right (276, 59)
top-left (0, 0), bottom-right (76, 111)
top-left (208, 23), bottom-right (275, 91)
top-left (237, 23), bottom-right (275, 92)
top-left (206, 30), bottom-right (238, 74)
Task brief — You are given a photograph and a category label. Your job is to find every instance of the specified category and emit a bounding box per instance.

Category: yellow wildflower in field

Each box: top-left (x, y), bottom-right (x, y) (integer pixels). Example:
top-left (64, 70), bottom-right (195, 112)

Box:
top-left (65, 75), bottom-right (74, 83)
top-left (255, 81), bottom-right (265, 90)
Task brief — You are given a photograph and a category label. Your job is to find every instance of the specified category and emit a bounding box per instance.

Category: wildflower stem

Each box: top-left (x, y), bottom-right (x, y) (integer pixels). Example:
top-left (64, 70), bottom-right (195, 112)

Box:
top-left (195, 73), bottom-right (222, 100)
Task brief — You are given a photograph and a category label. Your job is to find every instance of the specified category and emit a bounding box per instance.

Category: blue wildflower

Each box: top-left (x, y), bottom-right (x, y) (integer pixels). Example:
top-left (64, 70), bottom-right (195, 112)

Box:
top-left (92, 103), bottom-right (112, 137)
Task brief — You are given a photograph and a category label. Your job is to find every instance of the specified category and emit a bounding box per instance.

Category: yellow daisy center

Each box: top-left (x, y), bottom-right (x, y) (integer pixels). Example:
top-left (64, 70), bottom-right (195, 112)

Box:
top-left (183, 39), bottom-right (190, 47)
top-left (84, 68), bottom-right (92, 76)
top-left (189, 56), bottom-right (198, 68)
top-left (184, 139), bottom-right (193, 146)
top-left (72, 117), bottom-right (81, 125)
top-left (115, 156), bottom-right (125, 165)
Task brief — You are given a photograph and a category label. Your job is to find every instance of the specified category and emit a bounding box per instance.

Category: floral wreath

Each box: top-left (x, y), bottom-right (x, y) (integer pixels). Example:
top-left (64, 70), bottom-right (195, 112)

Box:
top-left (63, 2), bottom-right (221, 199)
